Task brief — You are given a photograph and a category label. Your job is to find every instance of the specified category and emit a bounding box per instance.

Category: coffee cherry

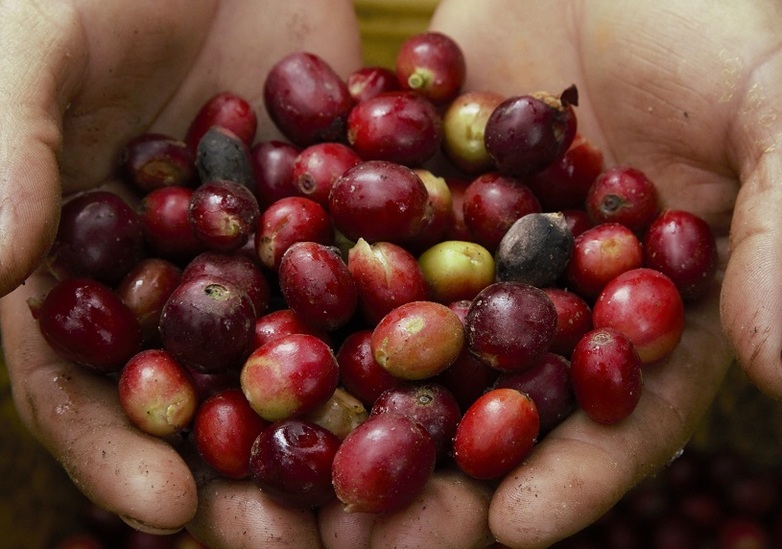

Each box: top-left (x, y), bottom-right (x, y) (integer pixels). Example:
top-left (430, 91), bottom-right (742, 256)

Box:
top-left (159, 274), bottom-right (256, 373)
top-left (347, 91), bottom-right (443, 166)
top-left (290, 142), bottom-right (362, 206)
top-left (329, 160), bottom-right (430, 244)
top-left (571, 327), bottom-right (643, 425)
top-left (241, 333), bottom-right (340, 422)
top-left (347, 65), bottom-right (401, 102)
top-left (48, 191), bottom-right (145, 284)
top-left (332, 412), bottom-right (436, 514)
top-left (278, 241), bottom-right (357, 332)
top-left (263, 52), bottom-right (354, 146)
top-left (642, 209), bottom-right (718, 301)
top-left (465, 281), bottom-right (557, 373)
top-left (592, 268), bottom-right (685, 364)
top-left (586, 166), bottom-right (660, 232)
top-left (185, 91), bottom-right (257, 154)
top-left (484, 85), bottom-right (578, 177)
top-left (193, 388), bottom-right (269, 480)
top-left (121, 133), bottom-right (196, 192)
top-left (34, 277), bottom-right (142, 373)
top-left (118, 349), bottom-right (198, 437)
top-left (371, 300), bottom-right (465, 380)
top-left (395, 31), bottom-right (466, 105)
top-left (188, 179), bottom-right (260, 252)
top-left (453, 388), bottom-right (539, 480)
top-left (249, 419), bottom-right (341, 508)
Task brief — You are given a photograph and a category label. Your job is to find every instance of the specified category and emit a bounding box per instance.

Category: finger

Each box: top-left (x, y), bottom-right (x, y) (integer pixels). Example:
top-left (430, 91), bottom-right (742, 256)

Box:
top-left (488, 290), bottom-right (732, 547)
top-left (722, 53), bottom-right (782, 396)
top-left (319, 469), bottom-right (493, 549)
top-left (188, 478), bottom-right (322, 548)
top-left (0, 3), bottom-right (81, 296)
top-left (0, 272), bottom-right (198, 532)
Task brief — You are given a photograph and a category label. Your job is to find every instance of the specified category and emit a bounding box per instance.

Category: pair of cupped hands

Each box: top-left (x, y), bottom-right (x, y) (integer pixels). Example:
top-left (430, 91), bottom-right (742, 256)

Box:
top-left (2, 0), bottom-right (782, 547)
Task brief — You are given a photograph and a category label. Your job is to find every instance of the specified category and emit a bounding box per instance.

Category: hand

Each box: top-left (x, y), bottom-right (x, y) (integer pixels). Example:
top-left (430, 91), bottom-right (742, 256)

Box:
top-left (323, 0), bottom-right (776, 546)
top-left (0, 0), bottom-right (362, 545)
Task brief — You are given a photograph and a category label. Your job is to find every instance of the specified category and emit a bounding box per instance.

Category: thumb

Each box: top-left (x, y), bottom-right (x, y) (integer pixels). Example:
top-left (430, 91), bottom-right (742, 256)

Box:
top-left (721, 55), bottom-right (782, 397)
top-left (722, 152), bottom-right (782, 397)
top-left (0, 3), bottom-right (85, 295)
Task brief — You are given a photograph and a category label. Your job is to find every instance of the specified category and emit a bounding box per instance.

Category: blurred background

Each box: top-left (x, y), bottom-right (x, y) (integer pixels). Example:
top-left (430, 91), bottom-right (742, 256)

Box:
top-left (4, 0), bottom-right (782, 547)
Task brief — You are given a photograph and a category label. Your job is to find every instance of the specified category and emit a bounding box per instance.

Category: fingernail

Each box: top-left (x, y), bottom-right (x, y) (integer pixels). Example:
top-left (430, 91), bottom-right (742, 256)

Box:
top-left (120, 514), bottom-right (183, 536)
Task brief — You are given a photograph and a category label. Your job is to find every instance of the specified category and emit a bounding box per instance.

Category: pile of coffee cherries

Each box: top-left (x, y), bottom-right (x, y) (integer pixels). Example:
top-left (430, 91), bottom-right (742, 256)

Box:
top-left (30, 30), bottom-right (717, 516)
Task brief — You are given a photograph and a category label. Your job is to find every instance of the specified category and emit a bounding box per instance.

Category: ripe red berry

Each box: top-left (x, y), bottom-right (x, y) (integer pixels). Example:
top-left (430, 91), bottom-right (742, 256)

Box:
top-left (395, 31), bottom-right (466, 105)
top-left (484, 86), bottom-right (578, 177)
top-left (586, 166), bottom-right (660, 232)
top-left (642, 209), bottom-right (718, 301)
top-left (571, 327), bottom-right (643, 425)
top-left (453, 388), bottom-right (539, 479)
top-left (34, 278), bottom-right (142, 373)
top-left (592, 268), bottom-right (685, 364)
top-left (332, 412), bottom-right (436, 514)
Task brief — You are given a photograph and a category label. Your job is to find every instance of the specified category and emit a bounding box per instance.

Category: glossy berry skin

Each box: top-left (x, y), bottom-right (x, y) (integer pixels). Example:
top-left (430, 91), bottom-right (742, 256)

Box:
top-left (465, 281), bottom-right (558, 373)
top-left (417, 240), bottom-right (495, 304)
top-left (592, 268), bottom-right (685, 364)
top-left (442, 91), bottom-right (505, 174)
top-left (116, 257), bottom-right (182, 346)
top-left (484, 87), bottom-right (578, 177)
top-left (542, 287), bottom-right (593, 358)
top-left (332, 412), bottom-right (436, 514)
top-left (277, 241), bottom-right (357, 332)
top-left (348, 238), bottom-right (429, 325)
top-left (371, 382), bottom-right (461, 461)
top-left (250, 140), bottom-right (301, 209)
top-left (35, 277), bottom-right (142, 373)
top-left (336, 329), bottom-right (405, 407)
top-left (452, 388), bottom-right (539, 480)
top-left (494, 352), bottom-right (575, 435)
top-left (586, 166), bottom-right (660, 232)
top-left (193, 388), bottom-right (269, 480)
top-left (564, 222), bottom-right (644, 301)
top-left (527, 134), bottom-right (604, 211)
top-left (291, 142), bottom-right (362, 206)
top-left (184, 91), bottom-right (257, 154)
top-left (461, 172), bottom-right (541, 252)
top-left (255, 196), bottom-right (334, 272)
top-left (138, 186), bottom-right (205, 262)
top-left (395, 31), bottom-right (466, 105)
top-left (118, 349), bottom-right (198, 437)
top-left (240, 333), bottom-right (340, 422)
top-left (188, 179), bottom-right (260, 252)
top-left (181, 251), bottom-right (270, 316)
top-left (263, 52), bottom-right (354, 147)
top-left (347, 91), bottom-right (443, 167)
top-left (642, 209), bottom-right (718, 301)
top-left (48, 191), bottom-right (145, 284)
top-left (347, 66), bottom-right (401, 102)
top-left (121, 133), bottom-right (196, 192)
top-left (371, 300), bottom-right (465, 380)
top-left (249, 419), bottom-right (341, 508)
top-left (253, 308), bottom-right (331, 350)
top-left (159, 274), bottom-right (256, 373)
top-left (570, 327), bottom-right (643, 425)
top-left (329, 160), bottom-right (430, 244)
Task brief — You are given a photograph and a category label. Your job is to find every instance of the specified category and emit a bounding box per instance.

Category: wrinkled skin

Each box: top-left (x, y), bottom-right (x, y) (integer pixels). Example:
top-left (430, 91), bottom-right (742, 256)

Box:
top-left (2, 0), bottom-right (782, 547)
